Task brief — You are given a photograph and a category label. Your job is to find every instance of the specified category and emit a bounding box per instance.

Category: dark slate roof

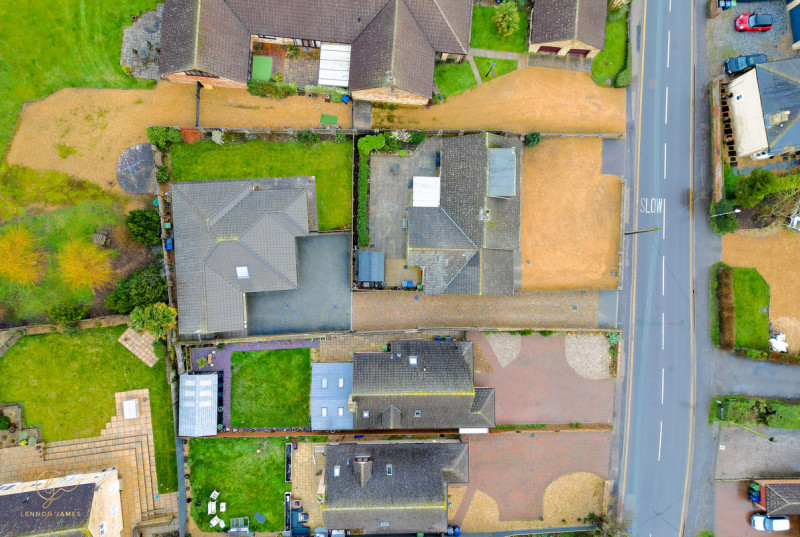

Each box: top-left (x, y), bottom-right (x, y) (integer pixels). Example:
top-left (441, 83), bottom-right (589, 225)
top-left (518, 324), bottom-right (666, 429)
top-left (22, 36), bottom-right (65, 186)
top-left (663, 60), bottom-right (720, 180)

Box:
top-left (350, 0), bottom-right (435, 98)
top-left (159, 0), bottom-right (200, 76)
top-left (179, 373), bottom-right (219, 437)
top-left (530, 0), bottom-right (607, 50)
top-left (0, 483), bottom-right (94, 537)
top-left (755, 58), bottom-right (800, 154)
top-left (408, 133), bottom-right (522, 295)
top-left (311, 362), bottom-right (354, 431)
top-left (351, 340), bottom-right (495, 429)
top-left (322, 442), bottom-right (468, 534)
top-left (172, 178), bottom-right (316, 335)
top-left (766, 482), bottom-right (800, 516)
top-left (357, 251), bottom-right (385, 282)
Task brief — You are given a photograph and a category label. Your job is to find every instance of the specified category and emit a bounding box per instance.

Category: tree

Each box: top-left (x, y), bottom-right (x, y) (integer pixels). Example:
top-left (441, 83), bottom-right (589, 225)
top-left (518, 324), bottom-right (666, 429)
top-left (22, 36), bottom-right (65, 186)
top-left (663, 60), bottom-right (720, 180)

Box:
top-left (57, 239), bottom-right (114, 291)
top-left (524, 132), bottom-right (541, 147)
top-left (130, 302), bottom-right (177, 339)
top-left (736, 168), bottom-right (777, 208)
top-left (105, 263), bottom-right (168, 314)
top-left (48, 303), bottom-right (88, 324)
top-left (0, 225), bottom-right (43, 285)
top-left (493, 1), bottom-right (520, 38)
top-left (126, 209), bottom-right (162, 246)
top-left (146, 126), bottom-right (182, 150)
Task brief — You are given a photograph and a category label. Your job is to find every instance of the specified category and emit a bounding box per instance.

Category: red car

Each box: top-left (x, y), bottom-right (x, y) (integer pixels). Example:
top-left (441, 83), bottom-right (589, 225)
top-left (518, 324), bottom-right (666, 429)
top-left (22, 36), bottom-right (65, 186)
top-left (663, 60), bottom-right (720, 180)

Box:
top-left (735, 13), bottom-right (774, 31)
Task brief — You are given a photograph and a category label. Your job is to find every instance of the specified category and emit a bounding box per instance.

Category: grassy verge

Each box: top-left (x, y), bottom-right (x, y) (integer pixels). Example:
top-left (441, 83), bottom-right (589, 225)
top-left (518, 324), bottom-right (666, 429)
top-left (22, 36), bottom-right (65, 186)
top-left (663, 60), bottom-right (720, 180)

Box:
top-left (731, 267), bottom-right (770, 350)
top-left (712, 395), bottom-right (800, 429)
top-left (230, 349), bottom-right (311, 427)
top-left (434, 61), bottom-right (477, 97)
top-left (170, 140), bottom-right (353, 231)
top-left (474, 57), bottom-right (518, 82)
top-left (709, 262), bottom-right (728, 348)
top-left (470, 6), bottom-right (529, 53)
top-left (591, 5), bottom-right (629, 87)
top-left (0, 326), bottom-right (177, 492)
top-left (189, 438), bottom-right (290, 531)
top-left (0, 0), bottom-right (157, 153)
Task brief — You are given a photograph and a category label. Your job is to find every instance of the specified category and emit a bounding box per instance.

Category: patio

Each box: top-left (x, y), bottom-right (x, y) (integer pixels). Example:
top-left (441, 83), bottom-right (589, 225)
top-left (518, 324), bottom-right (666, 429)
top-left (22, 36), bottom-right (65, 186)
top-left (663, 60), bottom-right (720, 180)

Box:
top-left (251, 42), bottom-right (320, 87)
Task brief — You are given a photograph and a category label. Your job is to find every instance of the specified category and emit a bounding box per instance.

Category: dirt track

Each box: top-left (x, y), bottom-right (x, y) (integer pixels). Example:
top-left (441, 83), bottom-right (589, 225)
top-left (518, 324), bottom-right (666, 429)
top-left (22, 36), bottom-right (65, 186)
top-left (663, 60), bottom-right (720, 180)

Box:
top-left (373, 67), bottom-right (626, 134)
top-left (6, 82), bottom-right (349, 192)
top-left (520, 137), bottom-right (621, 290)
top-left (722, 227), bottom-right (800, 351)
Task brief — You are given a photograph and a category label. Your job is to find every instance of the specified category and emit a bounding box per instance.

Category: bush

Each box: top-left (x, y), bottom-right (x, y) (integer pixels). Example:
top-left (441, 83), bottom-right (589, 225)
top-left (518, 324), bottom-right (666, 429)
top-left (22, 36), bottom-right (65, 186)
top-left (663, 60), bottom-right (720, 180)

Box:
top-left (0, 225), bottom-right (43, 286)
top-left (334, 130), bottom-right (349, 144)
top-left (710, 198), bottom-right (739, 235)
top-left (126, 209), bottom-right (161, 246)
top-left (48, 303), bottom-right (87, 325)
top-left (153, 340), bottom-right (168, 360)
top-left (304, 84), bottom-right (348, 102)
top-left (0, 416), bottom-right (10, 430)
top-left (493, 1), bottom-right (520, 38)
top-left (355, 135), bottom-right (389, 247)
top-left (606, 332), bottom-right (621, 345)
top-left (247, 78), bottom-right (298, 99)
top-left (736, 168), bottom-right (776, 208)
top-left (146, 126), bottom-right (182, 150)
top-left (130, 302), bottom-right (177, 339)
top-left (57, 239), bottom-right (113, 291)
top-left (524, 132), bottom-right (541, 147)
top-left (297, 130), bottom-right (320, 148)
top-left (105, 263), bottom-right (168, 314)
top-left (156, 165), bottom-right (170, 183)
top-left (385, 136), bottom-right (402, 152)
top-left (615, 38), bottom-right (633, 88)
top-left (410, 130), bottom-right (427, 144)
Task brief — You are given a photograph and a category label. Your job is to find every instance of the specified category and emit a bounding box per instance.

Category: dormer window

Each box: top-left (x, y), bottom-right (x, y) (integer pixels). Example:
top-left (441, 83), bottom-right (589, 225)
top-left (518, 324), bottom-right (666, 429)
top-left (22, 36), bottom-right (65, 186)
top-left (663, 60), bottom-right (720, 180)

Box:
top-left (235, 266), bottom-right (250, 279)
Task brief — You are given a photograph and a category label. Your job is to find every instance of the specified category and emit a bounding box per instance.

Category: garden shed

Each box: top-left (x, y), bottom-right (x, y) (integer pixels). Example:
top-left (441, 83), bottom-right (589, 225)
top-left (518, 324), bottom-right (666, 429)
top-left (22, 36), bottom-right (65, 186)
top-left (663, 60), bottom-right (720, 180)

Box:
top-left (357, 250), bottom-right (385, 284)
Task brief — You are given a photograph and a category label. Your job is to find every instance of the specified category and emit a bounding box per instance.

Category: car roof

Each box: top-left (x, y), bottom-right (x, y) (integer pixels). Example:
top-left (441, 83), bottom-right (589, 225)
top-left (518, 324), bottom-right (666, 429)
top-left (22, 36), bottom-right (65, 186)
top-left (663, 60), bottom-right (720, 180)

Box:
top-left (751, 14), bottom-right (774, 24)
top-left (767, 516), bottom-right (791, 531)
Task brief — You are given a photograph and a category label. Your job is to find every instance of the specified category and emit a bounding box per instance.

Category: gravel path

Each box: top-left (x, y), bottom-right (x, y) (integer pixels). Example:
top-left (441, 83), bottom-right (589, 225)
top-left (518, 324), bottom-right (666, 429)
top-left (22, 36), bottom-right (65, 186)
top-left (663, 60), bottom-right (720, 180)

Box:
top-left (564, 334), bottom-right (612, 380)
top-left (486, 332), bottom-right (522, 367)
top-left (542, 472), bottom-right (605, 525)
top-left (352, 290), bottom-right (600, 331)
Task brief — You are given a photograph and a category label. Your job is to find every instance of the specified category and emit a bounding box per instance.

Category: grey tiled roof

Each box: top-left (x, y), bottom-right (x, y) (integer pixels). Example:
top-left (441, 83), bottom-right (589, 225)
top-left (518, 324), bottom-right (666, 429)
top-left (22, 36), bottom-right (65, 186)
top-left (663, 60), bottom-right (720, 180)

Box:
top-left (311, 363), bottom-right (354, 431)
top-left (766, 483), bottom-right (800, 515)
top-left (0, 484), bottom-right (95, 537)
top-left (172, 178), bottom-right (316, 335)
top-left (357, 250), bottom-right (385, 282)
top-left (196, 0), bottom-right (252, 82)
top-left (756, 59), bottom-right (800, 154)
top-left (322, 442), bottom-right (468, 534)
top-left (179, 373), bottom-right (219, 437)
top-left (351, 340), bottom-right (495, 429)
top-left (159, 0), bottom-right (200, 76)
top-left (530, 0), bottom-right (607, 50)
top-left (408, 133), bottom-right (522, 295)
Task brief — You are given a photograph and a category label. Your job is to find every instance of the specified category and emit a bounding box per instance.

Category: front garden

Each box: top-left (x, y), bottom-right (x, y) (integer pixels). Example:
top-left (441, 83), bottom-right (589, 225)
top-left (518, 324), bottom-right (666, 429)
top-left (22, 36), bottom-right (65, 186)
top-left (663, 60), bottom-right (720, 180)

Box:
top-left (711, 264), bottom-right (770, 351)
top-left (434, 61), bottom-right (477, 97)
top-left (591, 4), bottom-right (631, 88)
top-left (0, 325), bottom-right (177, 492)
top-left (230, 349), bottom-right (311, 427)
top-left (711, 395), bottom-right (800, 429)
top-left (470, 4), bottom-right (529, 53)
top-left (475, 57), bottom-right (518, 82)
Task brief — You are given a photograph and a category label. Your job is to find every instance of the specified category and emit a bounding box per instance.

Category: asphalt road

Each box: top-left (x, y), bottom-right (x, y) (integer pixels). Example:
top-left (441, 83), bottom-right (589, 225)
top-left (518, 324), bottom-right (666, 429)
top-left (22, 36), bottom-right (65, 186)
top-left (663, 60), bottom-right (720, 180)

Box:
top-left (618, 0), bottom-right (698, 533)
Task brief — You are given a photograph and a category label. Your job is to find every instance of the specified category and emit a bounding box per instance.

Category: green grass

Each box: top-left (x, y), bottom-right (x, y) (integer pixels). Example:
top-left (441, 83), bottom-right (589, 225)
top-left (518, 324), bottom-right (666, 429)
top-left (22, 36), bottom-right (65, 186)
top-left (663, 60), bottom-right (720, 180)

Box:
top-left (230, 349), bottom-right (311, 427)
top-left (723, 163), bottom-right (738, 200)
top-left (591, 6), bottom-right (630, 87)
top-left (713, 395), bottom-right (800, 429)
top-left (251, 56), bottom-right (273, 81)
top-left (474, 57), bottom-right (518, 82)
top-left (170, 140), bottom-right (353, 231)
top-left (0, 326), bottom-right (177, 492)
top-left (731, 267), bottom-right (770, 350)
top-left (189, 437), bottom-right (290, 531)
top-left (0, 0), bottom-right (157, 153)
top-left (0, 200), bottom-right (119, 323)
top-left (470, 6), bottom-right (529, 53)
top-left (433, 61), bottom-right (478, 97)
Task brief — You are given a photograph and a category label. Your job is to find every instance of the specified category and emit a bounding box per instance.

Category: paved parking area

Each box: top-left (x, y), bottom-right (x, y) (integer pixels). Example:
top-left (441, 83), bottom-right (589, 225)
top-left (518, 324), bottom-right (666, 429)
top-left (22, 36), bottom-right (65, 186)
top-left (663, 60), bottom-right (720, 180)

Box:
top-left (716, 426), bottom-right (800, 479)
top-left (470, 332), bottom-right (614, 424)
top-left (715, 481), bottom-right (800, 537)
top-left (708, 2), bottom-right (800, 77)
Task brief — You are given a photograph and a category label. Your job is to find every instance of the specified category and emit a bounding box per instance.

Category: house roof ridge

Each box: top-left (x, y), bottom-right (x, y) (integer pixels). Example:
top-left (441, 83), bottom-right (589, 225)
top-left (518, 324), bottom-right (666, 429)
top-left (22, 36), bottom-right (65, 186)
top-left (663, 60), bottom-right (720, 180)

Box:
top-left (238, 234), bottom-right (299, 289)
top-left (206, 180), bottom-right (253, 232)
top-left (279, 188), bottom-right (312, 233)
top-left (430, 0), bottom-right (468, 53)
top-left (221, 0), bottom-right (252, 34)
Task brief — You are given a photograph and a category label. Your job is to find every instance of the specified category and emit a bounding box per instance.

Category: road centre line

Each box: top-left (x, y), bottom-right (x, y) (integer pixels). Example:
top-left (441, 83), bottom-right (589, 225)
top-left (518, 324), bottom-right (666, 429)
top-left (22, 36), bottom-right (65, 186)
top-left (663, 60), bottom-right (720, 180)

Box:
top-left (664, 143), bottom-right (667, 179)
top-left (667, 32), bottom-right (671, 69)
top-left (661, 312), bottom-right (665, 350)
top-left (662, 256), bottom-right (665, 295)
top-left (669, 0), bottom-right (672, 11)
top-left (658, 421), bottom-right (663, 461)
top-left (662, 203), bottom-right (666, 239)
top-left (665, 86), bottom-right (669, 123)
top-left (661, 368), bottom-right (665, 404)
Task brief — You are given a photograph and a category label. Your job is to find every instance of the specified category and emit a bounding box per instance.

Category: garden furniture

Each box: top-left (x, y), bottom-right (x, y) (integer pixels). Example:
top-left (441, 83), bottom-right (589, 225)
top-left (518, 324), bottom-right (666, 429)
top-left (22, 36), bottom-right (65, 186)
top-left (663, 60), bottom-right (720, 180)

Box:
top-left (210, 516), bottom-right (220, 527)
top-left (220, 502), bottom-right (226, 512)
top-left (208, 501), bottom-right (216, 515)
top-left (211, 490), bottom-right (220, 500)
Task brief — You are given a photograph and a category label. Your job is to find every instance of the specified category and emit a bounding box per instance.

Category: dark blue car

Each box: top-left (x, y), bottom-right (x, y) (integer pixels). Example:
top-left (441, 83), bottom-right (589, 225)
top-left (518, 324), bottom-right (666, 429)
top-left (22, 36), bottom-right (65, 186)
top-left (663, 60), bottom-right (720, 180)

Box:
top-left (725, 53), bottom-right (768, 75)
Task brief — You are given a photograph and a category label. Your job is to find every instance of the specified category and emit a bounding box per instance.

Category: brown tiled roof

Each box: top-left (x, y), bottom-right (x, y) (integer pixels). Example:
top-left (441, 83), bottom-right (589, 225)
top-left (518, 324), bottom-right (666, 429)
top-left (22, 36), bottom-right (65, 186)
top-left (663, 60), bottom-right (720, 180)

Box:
top-left (530, 0), bottom-right (607, 50)
top-left (196, 0), bottom-right (252, 82)
top-left (766, 483), bottom-right (800, 516)
top-left (159, 0), bottom-right (200, 76)
top-left (350, 0), bottom-right (435, 98)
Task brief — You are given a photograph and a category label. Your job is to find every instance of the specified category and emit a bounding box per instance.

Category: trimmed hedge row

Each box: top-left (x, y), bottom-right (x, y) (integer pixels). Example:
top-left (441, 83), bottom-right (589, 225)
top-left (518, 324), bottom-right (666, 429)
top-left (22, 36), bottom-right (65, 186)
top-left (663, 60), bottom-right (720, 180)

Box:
top-left (355, 134), bottom-right (387, 247)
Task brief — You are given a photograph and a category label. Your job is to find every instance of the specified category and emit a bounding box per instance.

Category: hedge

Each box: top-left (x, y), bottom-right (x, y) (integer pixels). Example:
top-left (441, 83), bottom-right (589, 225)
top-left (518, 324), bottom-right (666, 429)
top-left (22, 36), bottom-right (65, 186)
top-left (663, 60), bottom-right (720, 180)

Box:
top-left (355, 134), bottom-right (387, 247)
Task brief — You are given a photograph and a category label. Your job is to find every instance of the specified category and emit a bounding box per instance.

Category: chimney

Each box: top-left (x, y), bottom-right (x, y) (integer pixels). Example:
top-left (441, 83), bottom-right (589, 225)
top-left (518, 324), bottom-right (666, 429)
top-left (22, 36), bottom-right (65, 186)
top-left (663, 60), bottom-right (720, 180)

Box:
top-left (353, 455), bottom-right (373, 487)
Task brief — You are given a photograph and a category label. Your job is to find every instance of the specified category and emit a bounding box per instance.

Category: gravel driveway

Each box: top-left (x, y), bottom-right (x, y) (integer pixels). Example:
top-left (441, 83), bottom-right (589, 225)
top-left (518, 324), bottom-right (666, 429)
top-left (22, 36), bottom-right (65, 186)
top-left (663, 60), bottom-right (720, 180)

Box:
top-left (708, 2), bottom-right (799, 77)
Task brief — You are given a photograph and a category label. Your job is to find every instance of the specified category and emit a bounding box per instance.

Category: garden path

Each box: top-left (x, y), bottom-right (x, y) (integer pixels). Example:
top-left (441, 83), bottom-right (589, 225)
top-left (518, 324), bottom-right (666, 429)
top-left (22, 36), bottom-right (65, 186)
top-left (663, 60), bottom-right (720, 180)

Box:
top-left (466, 55), bottom-right (484, 86)
top-left (469, 46), bottom-right (528, 63)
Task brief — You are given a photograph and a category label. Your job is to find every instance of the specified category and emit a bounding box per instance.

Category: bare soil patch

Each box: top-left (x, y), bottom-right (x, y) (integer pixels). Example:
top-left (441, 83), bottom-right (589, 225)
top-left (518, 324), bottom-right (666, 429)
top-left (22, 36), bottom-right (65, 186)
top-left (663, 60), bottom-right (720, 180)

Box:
top-left (521, 137), bottom-right (621, 290)
top-left (722, 227), bottom-right (800, 351)
top-left (542, 472), bottom-right (605, 526)
top-left (6, 82), bottom-right (350, 193)
top-left (372, 67), bottom-right (625, 134)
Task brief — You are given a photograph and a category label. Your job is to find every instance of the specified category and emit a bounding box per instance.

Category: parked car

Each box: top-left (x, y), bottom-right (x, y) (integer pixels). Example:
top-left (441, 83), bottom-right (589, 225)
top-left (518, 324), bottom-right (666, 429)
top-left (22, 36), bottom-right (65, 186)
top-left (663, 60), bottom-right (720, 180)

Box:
top-left (751, 514), bottom-right (791, 531)
top-left (725, 53), bottom-right (768, 75)
top-left (735, 13), bottom-right (774, 32)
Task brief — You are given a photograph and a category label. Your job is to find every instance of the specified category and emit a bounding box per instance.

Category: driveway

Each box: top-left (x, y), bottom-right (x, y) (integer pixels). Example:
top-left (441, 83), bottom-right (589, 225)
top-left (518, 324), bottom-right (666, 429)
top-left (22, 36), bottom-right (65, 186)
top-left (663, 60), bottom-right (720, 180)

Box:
top-left (470, 332), bottom-right (614, 424)
top-left (716, 426), bottom-right (800, 480)
top-left (715, 481), bottom-right (800, 537)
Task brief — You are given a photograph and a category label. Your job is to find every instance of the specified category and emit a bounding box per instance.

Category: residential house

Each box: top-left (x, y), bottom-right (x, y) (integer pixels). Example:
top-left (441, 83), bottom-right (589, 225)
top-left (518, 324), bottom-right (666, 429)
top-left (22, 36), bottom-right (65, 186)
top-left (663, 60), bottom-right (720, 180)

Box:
top-left (727, 58), bottom-right (800, 159)
top-left (0, 470), bottom-right (123, 537)
top-left (320, 442), bottom-right (468, 534)
top-left (529, 0), bottom-right (607, 58)
top-left (753, 480), bottom-right (800, 516)
top-left (407, 133), bottom-right (522, 295)
top-left (350, 339), bottom-right (495, 430)
top-left (159, 0), bottom-right (472, 105)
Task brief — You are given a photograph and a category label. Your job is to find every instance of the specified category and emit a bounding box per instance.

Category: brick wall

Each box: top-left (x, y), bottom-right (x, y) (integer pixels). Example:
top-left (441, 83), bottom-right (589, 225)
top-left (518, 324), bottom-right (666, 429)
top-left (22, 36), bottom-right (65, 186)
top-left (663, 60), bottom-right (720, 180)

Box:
top-left (164, 72), bottom-right (247, 89)
top-left (529, 39), bottom-right (601, 59)
top-left (351, 86), bottom-right (429, 106)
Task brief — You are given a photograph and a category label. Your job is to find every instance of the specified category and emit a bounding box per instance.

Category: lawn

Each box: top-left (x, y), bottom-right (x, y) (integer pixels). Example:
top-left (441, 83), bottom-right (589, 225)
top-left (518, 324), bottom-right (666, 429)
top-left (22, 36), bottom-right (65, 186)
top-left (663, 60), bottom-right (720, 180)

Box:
top-left (732, 267), bottom-right (770, 349)
top-left (189, 437), bottom-right (290, 531)
top-left (0, 0), bottom-right (156, 153)
top-left (230, 349), bottom-right (311, 427)
top-left (470, 5), bottom-right (530, 53)
top-left (474, 57), bottom-right (518, 82)
top-left (434, 61), bottom-right (478, 97)
top-left (591, 5), bottom-right (629, 87)
top-left (0, 200), bottom-right (120, 324)
top-left (713, 395), bottom-right (800, 429)
top-left (0, 325), bottom-right (177, 493)
top-left (169, 140), bottom-right (353, 231)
